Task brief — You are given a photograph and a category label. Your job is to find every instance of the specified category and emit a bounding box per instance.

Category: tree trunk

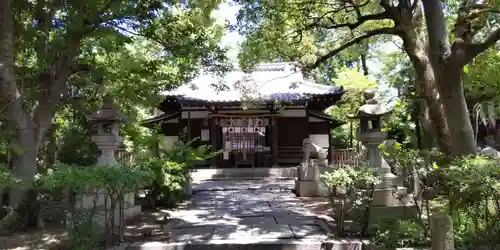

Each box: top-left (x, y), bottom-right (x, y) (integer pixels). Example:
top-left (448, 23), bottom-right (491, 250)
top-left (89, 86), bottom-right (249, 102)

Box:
top-left (420, 0), bottom-right (476, 156)
top-left (356, 40), bottom-right (369, 76)
top-left (0, 0), bottom-right (51, 232)
top-left (438, 66), bottom-right (477, 155)
top-left (402, 36), bottom-right (451, 153)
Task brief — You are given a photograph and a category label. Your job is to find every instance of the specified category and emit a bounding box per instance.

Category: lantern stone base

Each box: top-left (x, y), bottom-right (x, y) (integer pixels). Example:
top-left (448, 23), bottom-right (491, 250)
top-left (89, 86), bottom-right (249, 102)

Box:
top-left (369, 202), bottom-right (419, 224)
top-left (370, 170), bottom-right (410, 207)
top-left (370, 186), bottom-right (409, 207)
top-left (68, 191), bottom-right (141, 229)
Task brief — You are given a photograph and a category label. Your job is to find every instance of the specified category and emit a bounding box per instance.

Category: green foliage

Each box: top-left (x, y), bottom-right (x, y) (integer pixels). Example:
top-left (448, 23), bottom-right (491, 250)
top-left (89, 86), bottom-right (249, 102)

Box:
top-left (442, 157), bottom-right (500, 209)
top-left (379, 144), bottom-right (500, 248)
top-left (383, 99), bottom-right (416, 147)
top-left (371, 218), bottom-right (430, 248)
top-left (38, 163), bottom-right (153, 248)
top-left (320, 164), bottom-right (379, 236)
top-left (464, 49), bottom-right (500, 102)
top-left (3, 0), bottom-right (231, 180)
top-left (326, 68), bottom-right (377, 148)
top-left (0, 165), bottom-right (21, 189)
top-left (64, 213), bottom-right (102, 250)
top-left (145, 160), bottom-right (189, 202)
top-left (327, 68), bottom-right (377, 122)
top-left (321, 165), bottom-right (379, 191)
top-left (39, 164), bottom-right (153, 195)
top-left (142, 138), bottom-right (220, 206)
top-left (234, 0), bottom-right (386, 72)
top-left (162, 139), bottom-right (219, 168)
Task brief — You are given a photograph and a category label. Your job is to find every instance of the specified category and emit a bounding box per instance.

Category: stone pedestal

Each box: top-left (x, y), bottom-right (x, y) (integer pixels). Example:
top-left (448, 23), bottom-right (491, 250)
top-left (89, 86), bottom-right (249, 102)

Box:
top-left (295, 162), bottom-right (329, 197)
top-left (80, 135), bottom-right (141, 227)
top-left (77, 192), bottom-right (141, 226)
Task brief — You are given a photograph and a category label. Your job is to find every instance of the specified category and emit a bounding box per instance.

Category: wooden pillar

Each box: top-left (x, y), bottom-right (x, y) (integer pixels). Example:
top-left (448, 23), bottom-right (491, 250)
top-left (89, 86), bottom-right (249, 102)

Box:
top-left (271, 116), bottom-right (278, 167)
top-left (328, 121), bottom-right (333, 165)
top-left (210, 117), bottom-right (218, 168)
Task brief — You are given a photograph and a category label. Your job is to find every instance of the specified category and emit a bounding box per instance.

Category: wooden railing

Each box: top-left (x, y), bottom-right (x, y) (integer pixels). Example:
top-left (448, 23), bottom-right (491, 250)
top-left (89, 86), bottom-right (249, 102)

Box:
top-left (330, 149), bottom-right (359, 167)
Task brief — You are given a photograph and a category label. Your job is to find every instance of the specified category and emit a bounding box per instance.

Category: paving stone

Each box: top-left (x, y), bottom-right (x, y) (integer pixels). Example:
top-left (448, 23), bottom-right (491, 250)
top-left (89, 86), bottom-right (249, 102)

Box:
top-left (198, 217), bottom-right (241, 227)
top-left (274, 215), bottom-right (319, 225)
top-left (168, 226), bottom-right (215, 243)
top-left (167, 219), bottom-right (200, 229)
top-left (252, 224), bottom-right (295, 239)
top-left (289, 225), bottom-right (327, 239)
top-left (240, 216), bottom-right (276, 225)
top-left (212, 225), bottom-right (255, 240)
top-left (232, 209), bottom-right (264, 217)
top-left (262, 207), bottom-right (294, 216)
top-left (287, 206), bottom-right (317, 216)
top-left (269, 201), bottom-right (302, 208)
top-left (239, 200), bottom-right (270, 209)
top-left (162, 179), bottom-right (329, 246)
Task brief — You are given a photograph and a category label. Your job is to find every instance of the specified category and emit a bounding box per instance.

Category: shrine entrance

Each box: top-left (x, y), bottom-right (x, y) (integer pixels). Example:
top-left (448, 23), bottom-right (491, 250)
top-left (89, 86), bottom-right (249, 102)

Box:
top-left (218, 117), bottom-right (272, 168)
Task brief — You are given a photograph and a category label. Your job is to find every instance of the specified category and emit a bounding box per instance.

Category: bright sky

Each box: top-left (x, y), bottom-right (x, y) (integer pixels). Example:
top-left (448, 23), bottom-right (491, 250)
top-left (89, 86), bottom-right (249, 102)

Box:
top-left (212, 2), bottom-right (244, 63)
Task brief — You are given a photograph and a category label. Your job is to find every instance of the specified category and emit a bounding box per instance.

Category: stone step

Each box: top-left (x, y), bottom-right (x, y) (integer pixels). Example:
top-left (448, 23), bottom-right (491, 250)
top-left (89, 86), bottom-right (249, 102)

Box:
top-left (191, 167), bottom-right (298, 181)
top-left (111, 239), bottom-right (367, 250)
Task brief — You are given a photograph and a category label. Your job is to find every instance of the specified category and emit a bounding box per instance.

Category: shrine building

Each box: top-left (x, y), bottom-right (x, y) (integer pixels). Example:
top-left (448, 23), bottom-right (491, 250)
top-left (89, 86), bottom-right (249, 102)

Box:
top-left (142, 62), bottom-right (346, 168)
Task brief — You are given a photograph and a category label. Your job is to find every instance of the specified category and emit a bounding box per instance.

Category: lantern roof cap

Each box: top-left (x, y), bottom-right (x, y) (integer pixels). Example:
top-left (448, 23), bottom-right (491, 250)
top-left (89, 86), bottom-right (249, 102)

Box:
top-left (87, 95), bottom-right (125, 123)
top-left (349, 88), bottom-right (392, 119)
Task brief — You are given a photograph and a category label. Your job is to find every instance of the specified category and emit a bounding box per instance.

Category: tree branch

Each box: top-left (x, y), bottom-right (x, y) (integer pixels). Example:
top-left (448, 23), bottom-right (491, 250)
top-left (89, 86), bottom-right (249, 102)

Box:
top-left (317, 11), bottom-right (389, 30)
top-left (307, 27), bottom-right (399, 69)
top-left (30, 1), bottom-right (118, 147)
top-left (31, 36), bottom-right (83, 148)
top-left (465, 28), bottom-right (500, 63)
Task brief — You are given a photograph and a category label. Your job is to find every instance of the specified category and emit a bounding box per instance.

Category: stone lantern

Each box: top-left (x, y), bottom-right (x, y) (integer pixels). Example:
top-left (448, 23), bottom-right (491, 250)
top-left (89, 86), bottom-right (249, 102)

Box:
top-left (87, 95), bottom-right (125, 166)
top-left (350, 88), bottom-right (408, 207)
top-left (84, 95), bottom-right (140, 225)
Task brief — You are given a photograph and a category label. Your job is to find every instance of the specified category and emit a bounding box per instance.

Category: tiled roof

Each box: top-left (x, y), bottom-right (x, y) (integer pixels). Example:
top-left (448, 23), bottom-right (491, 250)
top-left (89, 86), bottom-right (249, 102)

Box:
top-left (161, 62), bottom-right (343, 102)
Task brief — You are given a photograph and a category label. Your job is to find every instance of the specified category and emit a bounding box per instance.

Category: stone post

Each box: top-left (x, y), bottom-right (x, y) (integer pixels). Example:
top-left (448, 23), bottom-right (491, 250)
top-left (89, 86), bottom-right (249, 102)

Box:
top-left (430, 213), bottom-right (454, 250)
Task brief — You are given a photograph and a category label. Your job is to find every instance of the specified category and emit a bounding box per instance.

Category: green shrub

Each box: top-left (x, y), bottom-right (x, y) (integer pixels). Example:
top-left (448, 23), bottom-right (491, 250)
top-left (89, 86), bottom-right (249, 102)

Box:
top-left (381, 143), bottom-right (500, 249)
top-left (142, 138), bottom-right (221, 206)
top-left (320, 164), bottom-right (379, 236)
top-left (0, 164), bottom-right (21, 189)
top-left (371, 218), bottom-right (429, 248)
top-left (38, 163), bottom-right (153, 248)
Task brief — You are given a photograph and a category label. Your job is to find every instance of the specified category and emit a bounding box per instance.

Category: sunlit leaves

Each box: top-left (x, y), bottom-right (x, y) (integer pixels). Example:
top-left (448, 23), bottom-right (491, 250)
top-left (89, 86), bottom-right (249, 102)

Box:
top-left (38, 163), bottom-right (154, 196)
top-left (464, 49), bottom-right (500, 102)
top-left (1, 0), bottom-right (232, 169)
top-left (327, 68), bottom-right (376, 122)
top-left (234, 0), bottom-right (391, 71)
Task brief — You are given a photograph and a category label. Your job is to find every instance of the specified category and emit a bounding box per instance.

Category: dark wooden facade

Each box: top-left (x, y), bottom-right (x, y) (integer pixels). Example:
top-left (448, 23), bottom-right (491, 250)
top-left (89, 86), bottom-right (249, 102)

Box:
top-left (144, 96), bottom-right (344, 168)
top-left (142, 62), bottom-right (347, 168)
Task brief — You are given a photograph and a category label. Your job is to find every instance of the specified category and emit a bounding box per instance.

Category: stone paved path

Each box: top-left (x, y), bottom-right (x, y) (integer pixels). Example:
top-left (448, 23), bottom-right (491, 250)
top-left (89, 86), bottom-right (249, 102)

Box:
top-left (164, 179), bottom-right (330, 244)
